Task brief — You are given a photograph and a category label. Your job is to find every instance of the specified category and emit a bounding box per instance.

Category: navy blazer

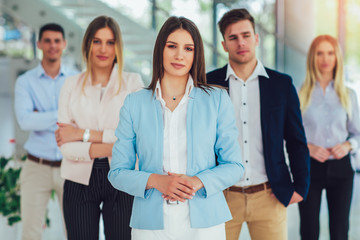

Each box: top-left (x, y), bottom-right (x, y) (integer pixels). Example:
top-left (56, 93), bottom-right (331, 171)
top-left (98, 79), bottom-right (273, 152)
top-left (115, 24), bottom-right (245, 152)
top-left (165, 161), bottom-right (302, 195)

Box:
top-left (206, 64), bottom-right (310, 206)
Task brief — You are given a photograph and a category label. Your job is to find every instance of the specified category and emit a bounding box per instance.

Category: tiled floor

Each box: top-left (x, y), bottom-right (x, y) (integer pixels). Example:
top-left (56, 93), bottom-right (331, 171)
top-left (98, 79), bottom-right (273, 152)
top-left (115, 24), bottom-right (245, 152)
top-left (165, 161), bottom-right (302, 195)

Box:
top-left (2, 173), bottom-right (360, 239)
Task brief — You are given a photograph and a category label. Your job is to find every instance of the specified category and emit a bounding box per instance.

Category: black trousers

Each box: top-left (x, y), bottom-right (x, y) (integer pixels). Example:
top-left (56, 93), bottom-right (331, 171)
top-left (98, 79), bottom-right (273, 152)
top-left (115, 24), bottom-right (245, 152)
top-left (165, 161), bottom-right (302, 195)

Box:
top-left (299, 155), bottom-right (354, 240)
top-left (63, 158), bottom-right (133, 240)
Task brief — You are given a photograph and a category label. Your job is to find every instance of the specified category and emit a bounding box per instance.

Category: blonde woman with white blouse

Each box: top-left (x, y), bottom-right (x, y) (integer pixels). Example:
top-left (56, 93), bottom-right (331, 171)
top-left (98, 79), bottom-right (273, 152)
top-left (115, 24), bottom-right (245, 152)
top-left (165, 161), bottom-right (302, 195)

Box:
top-left (55, 16), bottom-right (143, 240)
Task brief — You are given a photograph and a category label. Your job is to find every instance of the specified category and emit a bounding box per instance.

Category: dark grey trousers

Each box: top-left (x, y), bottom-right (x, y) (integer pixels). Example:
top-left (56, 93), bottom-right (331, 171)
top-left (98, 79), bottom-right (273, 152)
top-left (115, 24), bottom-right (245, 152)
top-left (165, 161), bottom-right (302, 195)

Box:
top-left (63, 158), bottom-right (133, 240)
top-left (299, 155), bottom-right (354, 240)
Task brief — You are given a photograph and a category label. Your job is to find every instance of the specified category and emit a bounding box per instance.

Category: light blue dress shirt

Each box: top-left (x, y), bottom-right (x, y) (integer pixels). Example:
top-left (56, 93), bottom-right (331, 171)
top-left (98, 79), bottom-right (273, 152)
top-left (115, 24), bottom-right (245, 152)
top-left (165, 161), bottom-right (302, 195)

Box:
top-left (302, 81), bottom-right (360, 157)
top-left (14, 63), bottom-right (78, 161)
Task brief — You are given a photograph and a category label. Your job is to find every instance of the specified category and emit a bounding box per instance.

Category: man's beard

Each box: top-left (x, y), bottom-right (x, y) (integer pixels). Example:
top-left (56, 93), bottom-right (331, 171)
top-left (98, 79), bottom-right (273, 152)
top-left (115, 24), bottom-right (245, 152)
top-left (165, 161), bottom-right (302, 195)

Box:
top-left (47, 57), bottom-right (58, 63)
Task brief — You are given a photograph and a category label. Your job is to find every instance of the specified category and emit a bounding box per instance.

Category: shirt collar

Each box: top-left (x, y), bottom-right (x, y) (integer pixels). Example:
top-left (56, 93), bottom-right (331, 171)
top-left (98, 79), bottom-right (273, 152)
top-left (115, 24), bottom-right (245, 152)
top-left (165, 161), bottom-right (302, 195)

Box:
top-left (36, 62), bottom-right (66, 79)
top-left (315, 80), bottom-right (335, 90)
top-left (225, 60), bottom-right (269, 82)
top-left (89, 65), bottom-right (118, 88)
top-left (36, 64), bottom-right (46, 78)
top-left (155, 75), bottom-right (194, 102)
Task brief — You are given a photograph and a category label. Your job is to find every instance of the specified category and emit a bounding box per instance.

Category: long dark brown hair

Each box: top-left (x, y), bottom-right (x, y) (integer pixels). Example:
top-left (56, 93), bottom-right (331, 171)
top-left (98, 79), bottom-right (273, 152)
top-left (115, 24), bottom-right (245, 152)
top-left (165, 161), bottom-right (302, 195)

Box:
top-left (148, 16), bottom-right (211, 93)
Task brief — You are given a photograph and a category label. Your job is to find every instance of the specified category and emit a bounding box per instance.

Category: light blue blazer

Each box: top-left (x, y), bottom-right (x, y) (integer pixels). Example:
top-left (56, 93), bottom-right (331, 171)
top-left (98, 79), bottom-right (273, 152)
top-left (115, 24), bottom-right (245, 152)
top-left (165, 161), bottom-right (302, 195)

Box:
top-left (108, 86), bottom-right (244, 230)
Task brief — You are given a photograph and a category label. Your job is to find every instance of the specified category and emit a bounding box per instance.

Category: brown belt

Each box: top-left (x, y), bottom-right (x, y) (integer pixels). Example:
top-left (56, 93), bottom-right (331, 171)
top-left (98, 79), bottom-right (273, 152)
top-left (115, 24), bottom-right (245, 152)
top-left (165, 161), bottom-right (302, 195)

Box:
top-left (27, 153), bottom-right (61, 167)
top-left (229, 182), bottom-right (271, 194)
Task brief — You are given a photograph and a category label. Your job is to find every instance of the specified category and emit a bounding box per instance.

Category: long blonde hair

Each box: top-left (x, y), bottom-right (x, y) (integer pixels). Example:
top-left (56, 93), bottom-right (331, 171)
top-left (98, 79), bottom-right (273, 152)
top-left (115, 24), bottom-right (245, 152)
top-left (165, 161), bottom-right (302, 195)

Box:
top-left (298, 35), bottom-right (351, 116)
top-left (81, 16), bottom-right (123, 94)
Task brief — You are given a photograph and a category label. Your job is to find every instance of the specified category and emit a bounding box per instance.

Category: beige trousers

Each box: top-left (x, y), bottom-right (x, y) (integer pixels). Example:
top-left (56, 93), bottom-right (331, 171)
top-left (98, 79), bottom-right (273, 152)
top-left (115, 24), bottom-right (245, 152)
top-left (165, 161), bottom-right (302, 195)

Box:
top-left (224, 188), bottom-right (287, 240)
top-left (20, 159), bottom-right (64, 240)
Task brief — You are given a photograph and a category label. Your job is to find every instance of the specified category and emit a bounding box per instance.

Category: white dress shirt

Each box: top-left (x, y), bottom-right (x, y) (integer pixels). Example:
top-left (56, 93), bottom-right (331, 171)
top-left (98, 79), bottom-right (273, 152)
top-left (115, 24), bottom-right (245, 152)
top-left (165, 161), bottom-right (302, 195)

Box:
top-left (227, 61), bottom-right (269, 187)
top-left (157, 78), bottom-right (192, 175)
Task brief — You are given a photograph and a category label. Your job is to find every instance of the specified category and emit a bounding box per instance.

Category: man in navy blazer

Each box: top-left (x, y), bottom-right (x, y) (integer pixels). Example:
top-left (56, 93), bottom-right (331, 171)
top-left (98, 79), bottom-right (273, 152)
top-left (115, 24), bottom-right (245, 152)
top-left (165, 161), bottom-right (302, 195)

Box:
top-left (206, 8), bottom-right (310, 240)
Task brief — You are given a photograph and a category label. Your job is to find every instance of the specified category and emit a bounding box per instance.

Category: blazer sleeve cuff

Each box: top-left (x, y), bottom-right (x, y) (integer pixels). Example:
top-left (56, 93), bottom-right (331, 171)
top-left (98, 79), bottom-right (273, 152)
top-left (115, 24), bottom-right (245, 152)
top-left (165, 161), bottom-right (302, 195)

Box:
top-left (294, 184), bottom-right (308, 201)
top-left (60, 142), bottom-right (92, 162)
top-left (195, 172), bottom-right (211, 198)
top-left (102, 129), bottom-right (117, 143)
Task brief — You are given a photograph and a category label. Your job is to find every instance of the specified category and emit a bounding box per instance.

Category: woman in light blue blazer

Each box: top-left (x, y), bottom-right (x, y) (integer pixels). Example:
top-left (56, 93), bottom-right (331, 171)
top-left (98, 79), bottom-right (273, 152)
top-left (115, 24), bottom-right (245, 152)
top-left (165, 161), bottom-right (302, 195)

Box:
top-left (108, 16), bottom-right (244, 240)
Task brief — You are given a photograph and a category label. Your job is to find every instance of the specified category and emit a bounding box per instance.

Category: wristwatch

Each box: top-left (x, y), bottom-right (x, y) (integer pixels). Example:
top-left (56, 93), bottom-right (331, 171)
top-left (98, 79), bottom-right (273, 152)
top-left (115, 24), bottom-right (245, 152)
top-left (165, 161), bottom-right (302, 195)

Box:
top-left (83, 129), bottom-right (90, 142)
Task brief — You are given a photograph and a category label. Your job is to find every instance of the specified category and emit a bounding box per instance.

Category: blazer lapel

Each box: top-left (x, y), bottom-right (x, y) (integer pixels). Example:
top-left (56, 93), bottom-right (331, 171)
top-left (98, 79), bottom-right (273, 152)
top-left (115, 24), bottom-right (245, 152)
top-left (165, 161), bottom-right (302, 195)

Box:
top-left (217, 65), bottom-right (229, 91)
top-left (207, 64), bottom-right (229, 92)
top-left (154, 95), bottom-right (165, 173)
top-left (186, 88), bottom-right (197, 172)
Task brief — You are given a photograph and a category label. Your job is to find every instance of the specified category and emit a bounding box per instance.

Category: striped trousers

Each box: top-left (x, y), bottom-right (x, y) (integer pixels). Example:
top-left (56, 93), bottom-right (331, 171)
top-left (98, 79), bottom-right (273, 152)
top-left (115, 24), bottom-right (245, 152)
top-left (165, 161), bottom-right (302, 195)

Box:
top-left (63, 158), bottom-right (133, 240)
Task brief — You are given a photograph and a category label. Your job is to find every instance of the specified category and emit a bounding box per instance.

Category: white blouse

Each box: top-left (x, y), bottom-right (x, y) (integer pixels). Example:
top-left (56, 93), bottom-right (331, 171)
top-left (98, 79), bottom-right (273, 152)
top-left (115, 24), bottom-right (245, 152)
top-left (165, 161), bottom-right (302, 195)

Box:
top-left (58, 66), bottom-right (144, 185)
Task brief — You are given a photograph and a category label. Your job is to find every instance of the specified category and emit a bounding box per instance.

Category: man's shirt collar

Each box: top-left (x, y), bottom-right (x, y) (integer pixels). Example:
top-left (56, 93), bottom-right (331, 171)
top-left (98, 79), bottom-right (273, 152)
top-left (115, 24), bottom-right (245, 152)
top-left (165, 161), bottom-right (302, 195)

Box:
top-left (225, 60), bottom-right (269, 82)
top-left (36, 62), bottom-right (66, 79)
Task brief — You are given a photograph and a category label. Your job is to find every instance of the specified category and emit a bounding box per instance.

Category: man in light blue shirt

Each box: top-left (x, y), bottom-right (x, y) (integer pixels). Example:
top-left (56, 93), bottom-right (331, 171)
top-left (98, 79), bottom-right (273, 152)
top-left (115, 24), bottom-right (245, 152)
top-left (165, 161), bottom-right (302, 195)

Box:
top-left (14, 23), bottom-right (77, 240)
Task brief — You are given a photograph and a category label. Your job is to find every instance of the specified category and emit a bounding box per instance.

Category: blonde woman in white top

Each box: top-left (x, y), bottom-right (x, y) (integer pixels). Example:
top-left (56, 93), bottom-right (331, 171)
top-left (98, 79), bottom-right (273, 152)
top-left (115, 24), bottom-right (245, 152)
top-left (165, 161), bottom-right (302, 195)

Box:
top-left (55, 16), bottom-right (143, 240)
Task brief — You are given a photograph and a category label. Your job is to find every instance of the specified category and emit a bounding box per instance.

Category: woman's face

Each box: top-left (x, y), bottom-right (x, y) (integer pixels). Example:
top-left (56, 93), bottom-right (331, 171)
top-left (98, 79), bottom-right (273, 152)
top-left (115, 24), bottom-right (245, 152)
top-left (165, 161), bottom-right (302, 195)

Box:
top-left (163, 29), bottom-right (194, 79)
top-left (315, 40), bottom-right (336, 76)
top-left (90, 27), bottom-right (116, 70)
